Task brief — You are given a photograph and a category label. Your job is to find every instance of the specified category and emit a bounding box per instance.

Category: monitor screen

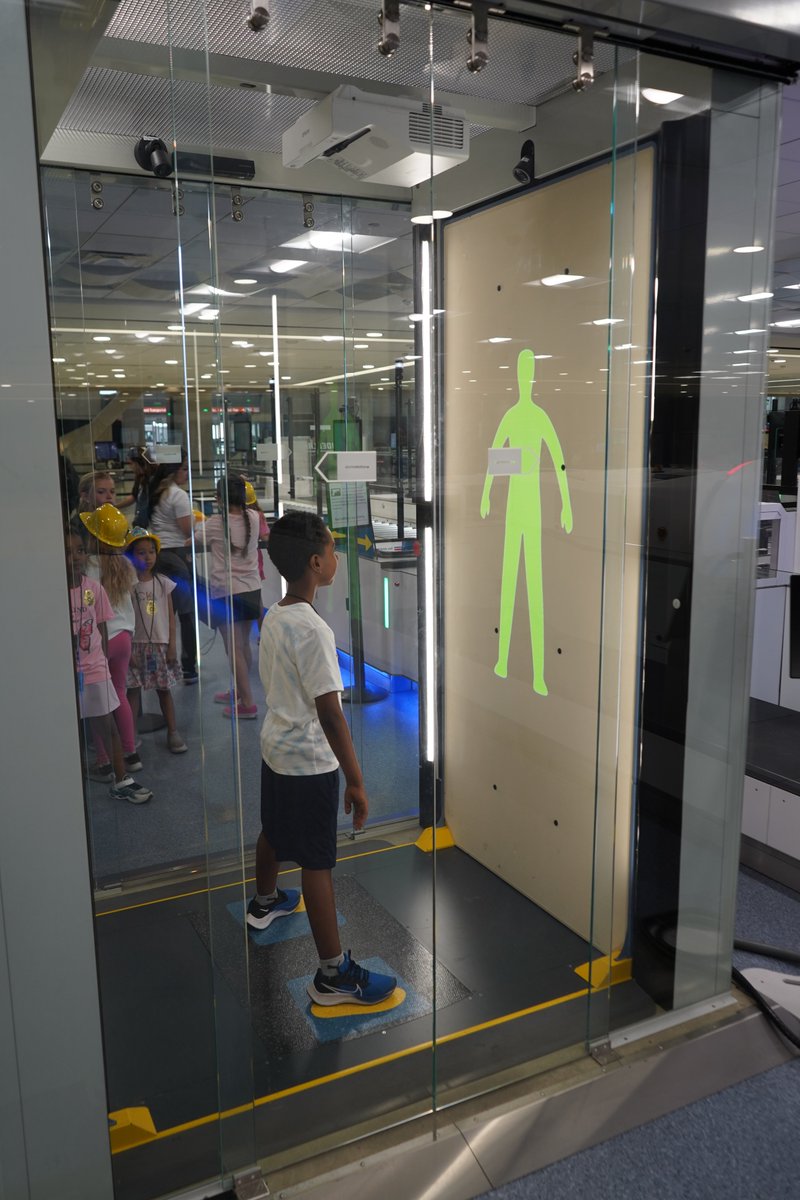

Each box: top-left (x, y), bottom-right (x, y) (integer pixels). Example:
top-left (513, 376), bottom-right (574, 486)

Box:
top-left (94, 441), bottom-right (120, 463)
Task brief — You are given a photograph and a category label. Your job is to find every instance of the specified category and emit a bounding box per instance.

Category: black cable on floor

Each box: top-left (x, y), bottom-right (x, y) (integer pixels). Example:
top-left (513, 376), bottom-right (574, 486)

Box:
top-left (734, 938), bottom-right (800, 966)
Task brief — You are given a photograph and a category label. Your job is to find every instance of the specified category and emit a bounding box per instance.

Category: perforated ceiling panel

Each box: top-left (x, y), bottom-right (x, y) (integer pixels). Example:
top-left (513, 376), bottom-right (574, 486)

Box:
top-left (104, 0), bottom-right (623, 107)
top-left (59, 68), bottom-right (315, 153)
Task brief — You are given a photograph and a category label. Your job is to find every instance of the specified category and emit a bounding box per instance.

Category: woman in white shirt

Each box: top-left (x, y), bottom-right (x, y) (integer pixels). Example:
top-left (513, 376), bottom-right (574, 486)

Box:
top-left (145, 457), bottom-right (198, 682)
top-left (202, 474), bottom-right (262, 719)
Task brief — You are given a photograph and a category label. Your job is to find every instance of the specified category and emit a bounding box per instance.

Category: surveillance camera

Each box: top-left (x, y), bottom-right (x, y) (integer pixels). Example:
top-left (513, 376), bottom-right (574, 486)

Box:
top-left (513, 140), bottom-right (535, 186)
top-left (134, 137), bottom-right (173, 179)
top-left (246, 1), bottom-right (269, 31)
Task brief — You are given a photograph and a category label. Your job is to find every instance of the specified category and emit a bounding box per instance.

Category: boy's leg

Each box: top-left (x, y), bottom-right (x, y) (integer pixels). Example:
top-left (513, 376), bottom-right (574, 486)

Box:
top-left (254, 830), bottom-right (279, 896)
top-left (301, 868), bottom-right (341, 961)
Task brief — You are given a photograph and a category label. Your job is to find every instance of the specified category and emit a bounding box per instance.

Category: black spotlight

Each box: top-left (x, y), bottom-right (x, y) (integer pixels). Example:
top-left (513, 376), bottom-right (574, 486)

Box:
top-left (513, 140), bottom-right (535, 186)
top-left (134, 137), bottom-right (174, 178)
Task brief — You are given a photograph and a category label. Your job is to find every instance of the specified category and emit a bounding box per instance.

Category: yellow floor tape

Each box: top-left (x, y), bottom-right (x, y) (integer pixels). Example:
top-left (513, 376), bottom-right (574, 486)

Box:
top-left (573, 953), bottom-right (632, 989)
top-left (415, 825), bottom-right (455, 852)
top-left (108, 1107), bottom-right (157, 1152)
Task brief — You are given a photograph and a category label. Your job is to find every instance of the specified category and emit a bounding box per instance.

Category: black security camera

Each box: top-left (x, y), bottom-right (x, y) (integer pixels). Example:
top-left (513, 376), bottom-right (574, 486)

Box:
top-left (134, 137), bottom-right (174, 178)
top-left (246, 0), bottom-right (270, 30)
top-left (513, 140), bottom-right (535, 186)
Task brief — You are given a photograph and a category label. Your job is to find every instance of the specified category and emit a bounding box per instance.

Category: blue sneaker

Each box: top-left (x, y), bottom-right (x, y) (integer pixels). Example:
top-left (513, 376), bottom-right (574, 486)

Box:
top-left (246, 888), bottom-right (301, 930)
top-left (307, 950), bottom-right (397, 1006)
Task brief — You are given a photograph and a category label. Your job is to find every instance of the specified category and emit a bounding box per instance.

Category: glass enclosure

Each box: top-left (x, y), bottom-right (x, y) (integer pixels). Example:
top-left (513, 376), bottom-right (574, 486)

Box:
top-left (24, 0), bottom-right (780, 1194)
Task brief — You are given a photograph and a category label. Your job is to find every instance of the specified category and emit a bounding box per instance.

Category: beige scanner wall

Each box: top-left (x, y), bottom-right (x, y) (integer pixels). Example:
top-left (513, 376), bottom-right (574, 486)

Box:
top-left (442, 149), bottom-right (654, 954)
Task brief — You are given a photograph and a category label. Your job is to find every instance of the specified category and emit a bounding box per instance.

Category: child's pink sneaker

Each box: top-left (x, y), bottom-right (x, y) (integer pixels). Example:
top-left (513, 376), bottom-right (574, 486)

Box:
top-left (223, 703), bottom-right (258, 720)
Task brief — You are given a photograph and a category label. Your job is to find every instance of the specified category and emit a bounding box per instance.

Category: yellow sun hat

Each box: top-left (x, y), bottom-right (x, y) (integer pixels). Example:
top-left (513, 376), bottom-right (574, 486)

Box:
top-left (125, 526), bottom-right (162, 555)
top-left (79, 503), bottom-right (130, 548)
top-left (244, 481), bottom-right (257, 506)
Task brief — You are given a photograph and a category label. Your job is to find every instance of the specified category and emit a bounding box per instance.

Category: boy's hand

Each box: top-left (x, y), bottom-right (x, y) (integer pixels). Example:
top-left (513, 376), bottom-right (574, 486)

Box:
top-left (344, 784), bottom-right (369, 831)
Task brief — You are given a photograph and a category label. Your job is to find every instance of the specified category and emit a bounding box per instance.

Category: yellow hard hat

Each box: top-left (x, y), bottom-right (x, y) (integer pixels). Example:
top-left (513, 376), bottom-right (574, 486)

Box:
top-left (125, 526), bottom-right (162, 555)
top-left (79, 503), bottom-right (130, 548)
top-left (244, 481), bottom-right (257, 506)
top-left (192, 507), bottom-right (207, 522)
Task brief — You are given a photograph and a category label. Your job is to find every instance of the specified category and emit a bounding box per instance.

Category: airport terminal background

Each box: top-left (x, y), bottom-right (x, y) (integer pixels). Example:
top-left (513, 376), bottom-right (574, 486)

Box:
top-left (2, 1), bottom-right (800, 1198)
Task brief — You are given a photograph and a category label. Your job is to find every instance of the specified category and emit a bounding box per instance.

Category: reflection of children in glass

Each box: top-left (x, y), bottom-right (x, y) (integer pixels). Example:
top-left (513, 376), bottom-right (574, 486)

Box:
top-left (125, 529), bottom-right (187, 754)
top-left (66, 529), bottom-right (152, 804)
top-left (480, 348), bottom-right (573, 695)
top-left (249, 513), bottom-right (396, 1007)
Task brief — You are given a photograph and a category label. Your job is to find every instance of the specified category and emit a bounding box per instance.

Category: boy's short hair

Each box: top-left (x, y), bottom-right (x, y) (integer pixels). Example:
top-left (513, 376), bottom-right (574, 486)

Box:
top-left (267, 512), bottom-right (330, 582)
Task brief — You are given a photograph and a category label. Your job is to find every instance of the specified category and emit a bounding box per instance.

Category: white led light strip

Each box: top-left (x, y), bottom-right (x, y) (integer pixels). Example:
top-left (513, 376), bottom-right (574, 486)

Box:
top-left (272, 294), bottom-right (284, 518)
top-left (421, 238), bottom-right (433, 503)
top-left (424, 525), bottom-right (436, 763)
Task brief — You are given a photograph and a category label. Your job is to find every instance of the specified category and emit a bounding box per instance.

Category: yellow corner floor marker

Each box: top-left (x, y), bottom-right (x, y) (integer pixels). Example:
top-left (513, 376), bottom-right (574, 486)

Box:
top-left (573, 953), bottom-right (632, 990)
top-left (108, 1107), bottom-right (157, 1152)
top-left (415, 825), bottom-right (455, 852)
top-left (311, 987), bottom-right (407, 1019)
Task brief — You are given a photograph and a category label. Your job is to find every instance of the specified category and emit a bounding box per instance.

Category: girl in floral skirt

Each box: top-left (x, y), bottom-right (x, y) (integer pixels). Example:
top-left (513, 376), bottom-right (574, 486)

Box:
top-left (125, 528), bottom-right (187, 755)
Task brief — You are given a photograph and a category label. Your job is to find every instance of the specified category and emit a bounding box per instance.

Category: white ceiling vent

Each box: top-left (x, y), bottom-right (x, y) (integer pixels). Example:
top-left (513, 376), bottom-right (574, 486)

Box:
top-left (282, 85), bottom-right (469, 187)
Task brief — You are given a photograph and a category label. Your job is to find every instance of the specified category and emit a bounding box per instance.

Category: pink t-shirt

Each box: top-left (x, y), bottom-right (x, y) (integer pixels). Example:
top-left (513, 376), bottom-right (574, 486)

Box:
top-left (70, 575), bottom-right (114, 684)
top-left (203, 510), bottom-right (261, 599)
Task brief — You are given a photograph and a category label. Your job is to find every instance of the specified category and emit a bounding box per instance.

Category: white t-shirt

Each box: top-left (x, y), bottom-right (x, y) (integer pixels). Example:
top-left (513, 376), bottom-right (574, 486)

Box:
top-left (202, 510), bottom-right (261, 599)
top-left (130, 574), bottom-right (177, 646)
top-left (150, 482), bottom-right (193, 549)
top-left (85, 558), bottom-right (135, 639)
top-left (259, 602), bottom-right (343, 775)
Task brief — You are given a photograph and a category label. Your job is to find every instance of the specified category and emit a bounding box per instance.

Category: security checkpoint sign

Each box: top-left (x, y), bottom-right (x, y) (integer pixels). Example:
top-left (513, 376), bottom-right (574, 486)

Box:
top-left (328, 482), bottom-right (375, 558)
top-left (314, 449), bottom-right (377, 483)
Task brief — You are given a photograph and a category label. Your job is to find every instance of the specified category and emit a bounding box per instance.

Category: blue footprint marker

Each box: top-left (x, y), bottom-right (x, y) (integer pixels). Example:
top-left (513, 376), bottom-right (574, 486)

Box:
top-left (226, 900), bottom-right (345, 947)
top-left (286, 959), bottom-right (428, 1043)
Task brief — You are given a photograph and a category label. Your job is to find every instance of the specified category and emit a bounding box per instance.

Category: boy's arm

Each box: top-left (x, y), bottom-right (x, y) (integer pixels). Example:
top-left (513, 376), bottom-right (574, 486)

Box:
top-left (315, 692), bottom-right (368, 830)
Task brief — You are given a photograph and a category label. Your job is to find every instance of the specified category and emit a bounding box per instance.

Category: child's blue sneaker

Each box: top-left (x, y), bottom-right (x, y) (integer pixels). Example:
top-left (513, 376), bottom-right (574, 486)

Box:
top-left (307, 950), bottom-right (397, 1006)
top-left (246, 888), bottom-right (301, 930)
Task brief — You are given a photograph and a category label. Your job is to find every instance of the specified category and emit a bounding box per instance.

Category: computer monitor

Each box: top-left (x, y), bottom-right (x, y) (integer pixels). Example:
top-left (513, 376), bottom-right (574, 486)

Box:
top-left (94, 441), bottom-right (121, 463)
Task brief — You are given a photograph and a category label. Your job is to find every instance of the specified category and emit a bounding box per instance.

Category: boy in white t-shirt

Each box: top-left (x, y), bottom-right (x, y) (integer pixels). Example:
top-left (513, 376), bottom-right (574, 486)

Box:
top-left (248, 512), bottom-right (396, 1007)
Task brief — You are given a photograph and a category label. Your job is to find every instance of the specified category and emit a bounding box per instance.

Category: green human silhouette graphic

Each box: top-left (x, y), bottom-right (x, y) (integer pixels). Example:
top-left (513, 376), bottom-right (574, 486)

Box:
top-left (480, 348), bottom-right (573, 695)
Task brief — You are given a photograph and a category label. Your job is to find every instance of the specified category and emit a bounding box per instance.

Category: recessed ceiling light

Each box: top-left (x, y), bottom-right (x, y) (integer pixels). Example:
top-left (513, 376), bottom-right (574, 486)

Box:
top-left (592, 318), bottom-right (624, 326)
top-left (737, 292), bottom-right (773, 302)
top-left (165, 359), bottom-right (178, 365)
top-left (362, 364), bottom-right (375, 369)
top-left (366, 332), bottom-right (382, 338)
top-left (410, 210), bottom-right (453, 225)
top-left (167, 324), bottom-right (183, 331)
top-left (52, 357), bottom-right (66, 363)
top-left (735, 329), bottom-right (766, 335)
top-left (499, 365), bottom-right (509, 370)
top-left (540, 273), bottom-right (585, 287)
top-left (147, 336), bottom-right (165, 343)
top-left (234, 277), bottom-right (258, 284)
top-left (774, 358), bottom-right (787, 364)
top-left (93, 335), bottom-right (110, 342)
top-left (281, 375), bottom-right (291, 380)
top-left (104, 348), bottom-right (118, 355)
top-left (733, 246), bottom-right (764, 254)
top-left (244, 363), bottom-right (256, 368)
top-left (269, 259), bottom-right (308, 273)
top-left (355, 343), bottom-right (369, 349)
top-left (198, 309), bottom-right (219, 321)
top-left (772, 318), bottom-right (800, 327)
top-left (282, 231), bottom-right (394, 253)
top-left (615, 343), bottom-right (636, 350)
top-left (180, 303), bottom-right (209, 317)
top-left (488, 337), bottom-right (511, 343)
top-left (641, 88), bottom-right (684, 105)
top-left (258, 351), bottom-right (272, 357)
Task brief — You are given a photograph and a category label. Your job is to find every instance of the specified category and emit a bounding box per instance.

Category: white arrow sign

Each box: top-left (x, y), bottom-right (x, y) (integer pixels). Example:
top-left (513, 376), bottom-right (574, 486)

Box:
top-left (314, 450), bottom-right (377, 483)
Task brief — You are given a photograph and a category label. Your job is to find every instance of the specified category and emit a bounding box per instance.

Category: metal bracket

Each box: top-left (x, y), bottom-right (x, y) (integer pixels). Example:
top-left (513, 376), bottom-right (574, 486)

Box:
top-left (301, 192), bottom-right (315, 229)
top-left (590, 1039), bottom-right (621, 1067)
top-left (378, 0), bottom-right (400, 57)
top-left (234, 1166), bottom-right (270, 1199)
top-left (571, 26), bottom-right (595, 91)
top-left (466, 1), bottom-right (489, 73)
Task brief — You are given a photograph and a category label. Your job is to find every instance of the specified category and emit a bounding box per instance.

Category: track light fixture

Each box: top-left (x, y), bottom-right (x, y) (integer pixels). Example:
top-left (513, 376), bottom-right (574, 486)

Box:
top-left (572, 27), bottom-right (595, 91)
top-left (513, 140), bottom-right (535, 186)
top-left (246, 0), bottom-right (270, 32)
top-left (134, 137), bottom-right (173, 178)
top-left (378, 0), bottom-right (400, 57)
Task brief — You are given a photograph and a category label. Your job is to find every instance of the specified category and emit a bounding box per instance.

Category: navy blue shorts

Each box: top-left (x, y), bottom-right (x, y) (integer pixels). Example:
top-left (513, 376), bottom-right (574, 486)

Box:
top-left (260, 760), bottom-right (340, 870)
